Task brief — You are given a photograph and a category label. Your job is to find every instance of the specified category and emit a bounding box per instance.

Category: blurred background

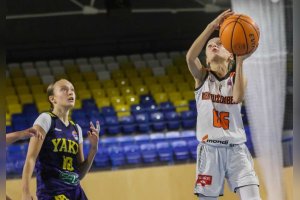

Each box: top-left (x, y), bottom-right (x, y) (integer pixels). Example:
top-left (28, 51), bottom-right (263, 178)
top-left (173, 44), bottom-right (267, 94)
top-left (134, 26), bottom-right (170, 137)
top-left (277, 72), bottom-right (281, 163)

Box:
top-left (6, 0), bottom-right (293, 199)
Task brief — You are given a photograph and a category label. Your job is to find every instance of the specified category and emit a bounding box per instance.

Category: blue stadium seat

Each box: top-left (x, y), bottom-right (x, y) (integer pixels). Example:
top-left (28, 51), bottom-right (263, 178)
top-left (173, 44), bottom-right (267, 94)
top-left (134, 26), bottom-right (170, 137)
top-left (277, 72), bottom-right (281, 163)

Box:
top-left (187, 139), bottom-right (198, 160)
top-left (108, 145), bottom-right (125, 167)
top-left (140, 94), bottom-right (155, 106)
top-left (71, 109), bottom-right (87, 120)
top-left (150, 133), bottom-right (165, 143)
top-left (165, 131), bottom-right (181, 142)
top-left (117, 136), bottom-right (135, 146)
top-left (83, 140), bottom-right (91, 158)
top-left (159, 102), bottom-right (175, 113)
top-left (101, 106), bottom-right (116, 117)
top-left (94, 147), bottom-right (110, 168)
top-left (131, 105), bottom-right (145, 115)
top-left (124, 144), bottom-right (142, 164)
top-left (75, 118), bottom-right (89, 129)
top-left (101, 137), bottom-right (118, 147)
top-left (156, 142), bottom-right (173, 162)
top-left (165, 111), bottom-right (180, 130)
top-left (23, 104), bottom-right (38, 115)
top-left (181, 110), bottom-right (197, 129)
top-left (181, 130), bottom-right (196, 142)
top-left (104, 116), bottom-right (120, 135)
top-left (171, 140), bottom-right (189, 161)
top-left (6, 126), bottom-right (13, 133)
top-left (82, 99), bottom-right (98, 112)
top-left (134, 134), bottom-right (150, 145)
top-left (150, 112), bottom-right (166, 132)
top-left (119, 115), bottom-right (136, 134)
top-left (143, 103), bottom-right (160, 114)
top-left (140, 143), bottom-right (157, 163)
top-left (134, 113), bottom-right (151, 133)
top-left (188, 100), bottom-right (196, 110)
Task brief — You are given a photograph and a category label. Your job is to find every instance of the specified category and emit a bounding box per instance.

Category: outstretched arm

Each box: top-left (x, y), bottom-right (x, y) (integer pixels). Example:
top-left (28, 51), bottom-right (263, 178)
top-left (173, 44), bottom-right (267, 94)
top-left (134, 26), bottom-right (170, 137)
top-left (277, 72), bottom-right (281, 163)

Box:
top-left (233, 55), bottom-right (249, 103)
top-left (186, 9), bottom-right (234, 88)
top-left (6, 127), bottom-right (44, 145)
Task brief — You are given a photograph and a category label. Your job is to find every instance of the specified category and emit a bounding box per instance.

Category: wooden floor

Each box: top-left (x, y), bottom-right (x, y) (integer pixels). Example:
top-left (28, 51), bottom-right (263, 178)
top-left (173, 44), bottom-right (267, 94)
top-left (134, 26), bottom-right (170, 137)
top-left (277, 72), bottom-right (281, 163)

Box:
top-left (6, 161), bottom-right (293, 200)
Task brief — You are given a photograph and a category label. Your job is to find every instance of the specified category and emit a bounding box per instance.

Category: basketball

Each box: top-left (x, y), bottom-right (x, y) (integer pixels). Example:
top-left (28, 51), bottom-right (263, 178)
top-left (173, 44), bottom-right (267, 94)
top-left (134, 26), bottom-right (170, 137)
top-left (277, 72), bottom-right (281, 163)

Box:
top-left (219, 14), bottom-right (260, 56)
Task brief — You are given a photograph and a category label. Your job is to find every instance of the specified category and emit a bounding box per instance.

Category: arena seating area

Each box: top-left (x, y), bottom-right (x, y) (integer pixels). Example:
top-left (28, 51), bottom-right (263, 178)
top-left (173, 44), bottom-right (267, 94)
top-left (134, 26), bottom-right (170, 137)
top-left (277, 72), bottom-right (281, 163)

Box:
top-left (6, 51), bottom-right (254, 176)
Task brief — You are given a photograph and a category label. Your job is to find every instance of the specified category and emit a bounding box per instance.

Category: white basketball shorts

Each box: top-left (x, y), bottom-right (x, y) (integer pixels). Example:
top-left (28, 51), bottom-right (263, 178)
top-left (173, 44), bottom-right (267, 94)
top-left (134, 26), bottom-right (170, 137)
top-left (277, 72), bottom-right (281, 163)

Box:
top-left (194, 143), bottom-right (259, 197)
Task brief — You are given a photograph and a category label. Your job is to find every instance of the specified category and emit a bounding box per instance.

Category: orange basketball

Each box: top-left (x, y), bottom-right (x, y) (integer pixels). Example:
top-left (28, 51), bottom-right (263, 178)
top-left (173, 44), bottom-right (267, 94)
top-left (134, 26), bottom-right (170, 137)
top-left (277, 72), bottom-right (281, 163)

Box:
top-left (219, 14), bottom-right (260, 56)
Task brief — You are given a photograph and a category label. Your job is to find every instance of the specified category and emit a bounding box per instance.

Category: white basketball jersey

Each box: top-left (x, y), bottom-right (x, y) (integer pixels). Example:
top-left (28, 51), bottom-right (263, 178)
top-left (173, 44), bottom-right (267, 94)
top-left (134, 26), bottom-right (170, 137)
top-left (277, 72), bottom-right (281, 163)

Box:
top-left (195, 70), bottom-right (247, 146)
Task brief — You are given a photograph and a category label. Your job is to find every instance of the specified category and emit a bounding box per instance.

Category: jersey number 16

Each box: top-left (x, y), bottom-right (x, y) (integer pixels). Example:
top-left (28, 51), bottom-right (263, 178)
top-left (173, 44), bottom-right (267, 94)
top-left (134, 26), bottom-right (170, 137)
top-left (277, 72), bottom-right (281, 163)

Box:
top-left (213, 109), bottom-right (229, 130)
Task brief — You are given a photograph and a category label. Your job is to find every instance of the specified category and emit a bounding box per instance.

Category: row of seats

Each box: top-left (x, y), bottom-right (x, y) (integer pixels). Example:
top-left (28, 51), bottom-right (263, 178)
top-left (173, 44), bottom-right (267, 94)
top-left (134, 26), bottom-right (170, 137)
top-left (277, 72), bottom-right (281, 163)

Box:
top-left (6, 130), bottom-right (198, 174)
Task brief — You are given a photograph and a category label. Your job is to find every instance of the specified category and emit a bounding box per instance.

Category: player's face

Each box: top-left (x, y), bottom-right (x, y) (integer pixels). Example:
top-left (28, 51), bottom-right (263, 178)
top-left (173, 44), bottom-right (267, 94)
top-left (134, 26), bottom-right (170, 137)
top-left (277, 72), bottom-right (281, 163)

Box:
top-left (206, 37), bottom-right (232, 64)
top-left (52, 79), bottom-right (76, 109)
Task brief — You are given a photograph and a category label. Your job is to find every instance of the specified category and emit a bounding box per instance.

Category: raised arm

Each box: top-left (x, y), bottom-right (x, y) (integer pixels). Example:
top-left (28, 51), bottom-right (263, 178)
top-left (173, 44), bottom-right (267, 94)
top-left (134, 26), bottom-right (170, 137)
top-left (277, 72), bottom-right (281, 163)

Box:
top-left (186, 9), bottom-right (234, 88)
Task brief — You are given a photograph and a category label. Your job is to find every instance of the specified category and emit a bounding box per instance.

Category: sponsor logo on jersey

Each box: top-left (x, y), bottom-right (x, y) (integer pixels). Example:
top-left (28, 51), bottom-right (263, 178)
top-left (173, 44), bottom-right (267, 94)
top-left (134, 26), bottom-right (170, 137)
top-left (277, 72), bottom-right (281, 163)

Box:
top-left (55, 128), bottom-right (62, 132)
top-left (201, 135), bottom-right (228, 145)
top-left (196, 175), bottom-right (212, 187)
top-left (227, 78), bottom-right (232, 86)
top-left (209, 75), bottom-right (215, 82)
top-left (72, 131), bottom-right (79, 141)
top-left (201, 92), bottom-right (237, 104)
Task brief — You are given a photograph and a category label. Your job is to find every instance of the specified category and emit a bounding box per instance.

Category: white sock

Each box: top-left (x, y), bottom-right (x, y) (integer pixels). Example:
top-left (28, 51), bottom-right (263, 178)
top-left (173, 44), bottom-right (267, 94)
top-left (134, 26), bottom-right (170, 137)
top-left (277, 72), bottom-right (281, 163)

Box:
top-left (237, 185), bottom-right (261, 200)
top-left (198, 194), bottom-right (218, 200)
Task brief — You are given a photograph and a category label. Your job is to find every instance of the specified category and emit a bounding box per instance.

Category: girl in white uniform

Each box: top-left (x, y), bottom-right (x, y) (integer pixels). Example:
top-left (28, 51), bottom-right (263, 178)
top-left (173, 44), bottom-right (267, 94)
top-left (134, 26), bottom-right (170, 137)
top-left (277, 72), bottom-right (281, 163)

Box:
top-left (186, 9), bottom-right (261, 200)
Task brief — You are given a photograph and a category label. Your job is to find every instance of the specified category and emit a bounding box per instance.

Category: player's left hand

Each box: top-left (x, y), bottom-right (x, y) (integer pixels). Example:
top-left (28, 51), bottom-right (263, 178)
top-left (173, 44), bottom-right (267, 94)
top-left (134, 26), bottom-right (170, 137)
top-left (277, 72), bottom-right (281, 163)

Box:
top-left (88, 121), bottom-right (100, 150)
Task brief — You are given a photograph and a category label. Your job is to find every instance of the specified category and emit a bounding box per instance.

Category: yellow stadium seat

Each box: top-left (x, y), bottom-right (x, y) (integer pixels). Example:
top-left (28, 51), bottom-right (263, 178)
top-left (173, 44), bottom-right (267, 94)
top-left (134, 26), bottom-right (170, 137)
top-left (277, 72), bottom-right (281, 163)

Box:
top-left (111, 70), bottom-right (125, 79)
top-left (6, 120), bottom-right (11, 126)
top-left (125, 95), bottom-right (139, 106)
top-left (77, 90), bottom-right (92, 100)
top-left (188, 80), bottom-right (195, 89)
top-left (91, 89), bottom-right (106, 100)
top-left (87, 80), bottom-right (101, 89)
top-left (124, 69), bottom-right (139, 78)
top-left (6, 87), bottom-right (16, 95)
top-left (173, 56), bottom-right (186, 67)
top-left (33, 93), bottom-right (47, 102)
top-left (129, 78), bottom-right (143, 86)
top-left (134, 85), bottom-right (149, 95)
top-left (74, 99), bottom-right (82, 109)
top-left (96, 98), bottom-right (111, 108)
top-left (82, 72), bottom-right (97, 81)
top-left (176, 82), bottom-right (191, 92)
top-left (170, 74), bottom-right (185, 83)
top-left (106, 88), bottom-right (120, 97)
top-left (115, 104), bottom-right (131, 117)
top-left (182, 91), bottom-right (195, 102)
top-left (166, 66), bottom-right (179, 75)
top-left (27, 76), bottom-right (41, 86)
top-left (10, 68), bottom-right (24, 78)
top-left (8, 103), bottom-right (22, 114)
top-left (153, 93), bottom-right (168, 104)
top-left (6, 112), bottom-right (11, 121)
top-left (65, 66), bottom-right (79, 75)
top-left (16, 86), bottom-right (30, 95)
top-left (68, 73), bottom-right (83, 82)
top-left (163, 84), bottom-right (177, 93)
top-left (115, 78), bottom-right (129, 87)
top-left (102, 80), bottom-right (115, 89)
top-left (184, 72), bottom-right (194, 82)
top-left (73, 82), bottom-right (87, 90)
top-left (13, 78), bottom-right (27, 86)
top-left (31, 85), bottom-right (45, 94)
top-left (6, 95), bottom-right (19, 104)
top-left (120, 86), bottom-right (135, 96)
top-left (178, 65), bottom-right (190, 74)
top-left (6, 79), bottom-right (12, 87)
top-left (144, 77), bottom-right (157, 87)
top-left (110, 96), bottom-right (125, 107)
top-left (168, 92), bottom-right (182, 103)
top-left (156, 75), bottom-right (170, 84)
top-left (36, 101), bottom-right (51, 113)
top-left (174, 100), bottom-right (189, 112)
top-left (120, 61), bottom-right (134, 70)
top-left (149, 84), bottom-right (163, 94)
top-left (19, 94), bottom-right (34, 104)
top-left (138, 67), bottom-right (152, 78)
top-left (54, 74), bottom-right (69, 81)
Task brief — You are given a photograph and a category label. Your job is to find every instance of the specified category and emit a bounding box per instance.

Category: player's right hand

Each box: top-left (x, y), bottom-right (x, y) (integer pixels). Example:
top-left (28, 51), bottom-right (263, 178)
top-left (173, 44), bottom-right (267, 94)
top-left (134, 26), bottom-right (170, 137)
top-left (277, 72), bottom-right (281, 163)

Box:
top-left (210, 9), bottom-right (234, 30)
top-left (22, 127), bottom-right (44, 140)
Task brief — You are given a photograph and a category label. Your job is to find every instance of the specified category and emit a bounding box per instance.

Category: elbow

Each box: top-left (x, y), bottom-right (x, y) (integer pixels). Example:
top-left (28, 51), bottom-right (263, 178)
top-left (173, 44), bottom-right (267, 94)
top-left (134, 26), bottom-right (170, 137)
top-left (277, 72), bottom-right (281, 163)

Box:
top-left (186, 52), bottom-right (195, 64)
top-left (233, 95), bottom-right (243, 104)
